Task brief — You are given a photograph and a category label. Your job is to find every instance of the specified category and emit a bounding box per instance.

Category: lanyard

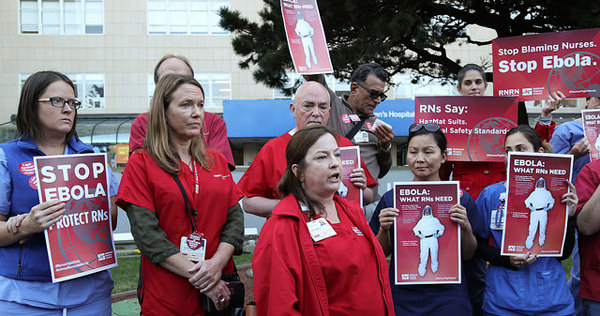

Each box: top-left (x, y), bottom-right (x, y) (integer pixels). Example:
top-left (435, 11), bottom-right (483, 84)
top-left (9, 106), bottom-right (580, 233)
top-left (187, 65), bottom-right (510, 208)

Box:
top-left (171, 169), bottom-right (198, 233)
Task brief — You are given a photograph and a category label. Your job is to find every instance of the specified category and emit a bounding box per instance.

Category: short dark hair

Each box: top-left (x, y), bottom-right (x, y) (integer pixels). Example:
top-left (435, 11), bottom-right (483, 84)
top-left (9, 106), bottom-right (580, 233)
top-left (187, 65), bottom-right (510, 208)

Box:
top-left (278, 125), bottom-right (336, 218)
top-left (16, 71), bottom-right (78, 142)
top-left (408, 126), bottom-right (447, 153)
top-left (350, 63), bottom-right (389, 84)
top-left (153, 54), bottom-right (194, 84)
top-left (457, 64), bottom-right (487, 88)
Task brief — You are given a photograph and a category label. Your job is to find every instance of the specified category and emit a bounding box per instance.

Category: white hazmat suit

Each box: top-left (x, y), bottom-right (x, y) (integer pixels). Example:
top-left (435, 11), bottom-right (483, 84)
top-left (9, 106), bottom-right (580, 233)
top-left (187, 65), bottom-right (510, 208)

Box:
top-left (524, 177), bottom-right (555, 249)
top-left (337, 181), bottom-right (348, 197)
top-left (294, 12), bottom-right (318, 68)
top-left (595, 133), bottom-right (600, 154)
top-left (413, 205), bottom-right (445, 277)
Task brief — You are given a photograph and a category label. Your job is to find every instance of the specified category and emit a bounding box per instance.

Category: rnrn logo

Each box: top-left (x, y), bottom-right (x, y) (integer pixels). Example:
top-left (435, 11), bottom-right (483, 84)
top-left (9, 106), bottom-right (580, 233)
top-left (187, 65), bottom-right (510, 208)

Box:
top-left (498, 89), bottom-right (519, 96)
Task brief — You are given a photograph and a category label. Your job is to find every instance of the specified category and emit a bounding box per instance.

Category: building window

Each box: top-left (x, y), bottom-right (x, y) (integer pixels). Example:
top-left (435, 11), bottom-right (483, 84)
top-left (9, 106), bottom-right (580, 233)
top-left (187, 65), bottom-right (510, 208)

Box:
top-left (273, 73), bottom-right (349, 99)
top-left (19, 0), bottom-right (104, 35)
top-left (147, 0), bottom-right (229, 35)
top-left (148, 73), bottom-right (231, 111)
top-left (20, 73), bottom-right (105, 109)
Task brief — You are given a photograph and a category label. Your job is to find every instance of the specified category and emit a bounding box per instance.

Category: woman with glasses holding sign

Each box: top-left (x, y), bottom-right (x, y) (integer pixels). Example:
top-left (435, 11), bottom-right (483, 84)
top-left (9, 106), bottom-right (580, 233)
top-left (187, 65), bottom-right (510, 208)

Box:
top-left (117, 74), bottom-right (244, 315)
top-left (0, 71), bottom-right (118, 314)
top-left (475, 125), bottom-right (577, 315)
top-left (253, 125), bottom-right (394, 315)
top-left (369, 123), bottom-right (483, 315)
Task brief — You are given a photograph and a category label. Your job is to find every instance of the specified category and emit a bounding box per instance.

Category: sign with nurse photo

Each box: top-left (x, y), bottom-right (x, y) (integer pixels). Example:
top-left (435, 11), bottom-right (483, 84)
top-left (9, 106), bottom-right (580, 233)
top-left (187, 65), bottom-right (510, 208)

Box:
top-left (582, 108), bottom-right (600, 161)
top-left (501, 152), bottom-right (573, 257)
top-left (280, 0), bottom-right (333, 74)
top-left (393, 182), bottom-right (461, 285)
top-left (34, 153), bottom-right (117, 282)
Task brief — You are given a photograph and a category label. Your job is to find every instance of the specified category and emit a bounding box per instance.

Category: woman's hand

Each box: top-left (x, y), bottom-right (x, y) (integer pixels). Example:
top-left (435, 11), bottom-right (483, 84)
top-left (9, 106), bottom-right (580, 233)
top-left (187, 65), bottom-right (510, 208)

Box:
top-left (378, 208), bottom-right (399, 232)
top-left (22, 200), bottom-right (66, 234)
top-left (563, 181), bottom-right (578, 218)
top-left (188, 258), bottom-right (224, 292)
top-left (569, 138), bottom-right (590, 160)
top-left (6, 214), bottom-right (27, 234)
top-left (541, 91), bottom-right (566, 117)
top-left (349, 168), bottom-right (367, 190)
top-left (449, 203), bottom-right (472, 234)
top-left (509, 252), bottom-right (537, 268)
top-left (203, 280), bottom-right (231, 311)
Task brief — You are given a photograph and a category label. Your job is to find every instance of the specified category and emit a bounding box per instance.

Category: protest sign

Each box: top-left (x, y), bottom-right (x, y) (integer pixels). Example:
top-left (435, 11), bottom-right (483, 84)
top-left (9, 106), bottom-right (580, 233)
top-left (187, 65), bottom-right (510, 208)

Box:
top-left (338, 146), bottom-right (363, 207)
top-left (34, 153), bottom-right (117, 282)
top-left (582, 109), bottom-right (600, 162)
top-left (280, 0), bottom-right (333, 74)
top-left (415, 96), bottom-right (518, 162)
top-left (393, 182), bottom-right (460, 285)
top-left (501, 152), bottom-right (573, 256)
top-left (493, 28), bottom-right (600, 101)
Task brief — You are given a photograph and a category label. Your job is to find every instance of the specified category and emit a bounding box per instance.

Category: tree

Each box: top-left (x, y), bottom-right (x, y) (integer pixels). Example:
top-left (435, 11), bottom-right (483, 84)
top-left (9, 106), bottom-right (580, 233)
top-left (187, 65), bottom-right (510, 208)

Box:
top-left (220, 0), bottom-right (600, 92)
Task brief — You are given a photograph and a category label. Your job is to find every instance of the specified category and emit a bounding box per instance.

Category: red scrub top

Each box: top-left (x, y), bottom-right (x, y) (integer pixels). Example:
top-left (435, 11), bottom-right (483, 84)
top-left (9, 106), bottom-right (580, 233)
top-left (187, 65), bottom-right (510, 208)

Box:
top-left (575, 159), bottom-right (600, 302)
top-left (238, 131), bottom-right (377, 199)
top-left (117, 149), bottom-right (242, 316)
top-left (314, 203), bottom-right (386, 315)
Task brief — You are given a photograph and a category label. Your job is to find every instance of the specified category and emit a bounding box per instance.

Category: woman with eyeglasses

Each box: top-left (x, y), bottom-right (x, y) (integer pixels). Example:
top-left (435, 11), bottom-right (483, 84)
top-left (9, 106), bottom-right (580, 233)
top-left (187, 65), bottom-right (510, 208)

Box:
top-left (369, 123), bottom-right (483, 315)
top-left (0, 71), bottom-right (119, 314)
top-left (475, 125), bottom-right (577, 315)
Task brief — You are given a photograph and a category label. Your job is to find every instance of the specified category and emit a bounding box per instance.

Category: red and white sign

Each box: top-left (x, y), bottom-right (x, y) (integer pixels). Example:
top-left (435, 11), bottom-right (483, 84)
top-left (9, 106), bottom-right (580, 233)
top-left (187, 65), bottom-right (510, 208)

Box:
top-left (501, 152), bottom-right (573, 257)
top-left (415, 96), bottom-right (518, 162)
top-left (280, 0), bottom-right (333, 74)
top-left (393, 182), bottom-right (461, 285)
top-left (582, 109), bottom-right (600, 162)
top-left (338, 146), bottom-right (362, 208)
top-left (34, 153), bottom-right (117, 282)
top-left (493, 28), bottom-right (600, 101)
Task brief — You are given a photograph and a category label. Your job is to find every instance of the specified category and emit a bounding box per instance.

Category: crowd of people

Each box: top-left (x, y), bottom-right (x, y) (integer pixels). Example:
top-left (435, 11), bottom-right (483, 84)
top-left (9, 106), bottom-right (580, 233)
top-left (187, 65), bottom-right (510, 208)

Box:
top-left (1, 51), bottom-right (599, 316)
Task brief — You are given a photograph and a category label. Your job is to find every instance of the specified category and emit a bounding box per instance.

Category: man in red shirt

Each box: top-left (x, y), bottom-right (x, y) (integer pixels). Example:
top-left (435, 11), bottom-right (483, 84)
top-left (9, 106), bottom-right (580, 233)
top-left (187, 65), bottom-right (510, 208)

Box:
top-left (128, 54), bottom-right (235, 170)
top-left (238, 82), bottom-right (377, 217)
top-left (574, 159), bottom-right (600, 314)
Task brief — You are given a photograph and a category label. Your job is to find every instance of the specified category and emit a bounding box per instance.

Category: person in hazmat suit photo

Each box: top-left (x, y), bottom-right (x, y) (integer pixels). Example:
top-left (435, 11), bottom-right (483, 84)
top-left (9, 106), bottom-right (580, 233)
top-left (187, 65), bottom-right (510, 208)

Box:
top-left (524, 177), bottom-right (555, 249)
top-left (413, 205), bottom-right (445, 277)
top-left (294, 11), bottom-right (318, 68)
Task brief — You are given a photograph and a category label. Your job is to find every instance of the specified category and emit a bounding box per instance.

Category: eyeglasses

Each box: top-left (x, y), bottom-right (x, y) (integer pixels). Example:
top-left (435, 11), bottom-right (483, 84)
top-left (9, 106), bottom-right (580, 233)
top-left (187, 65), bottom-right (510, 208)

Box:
top-left (356, 82), bottom-right (387, 101)
top-left (409, 123), bottom-right (441, 134)
top-left (38, 97), bottom-right (82, 110)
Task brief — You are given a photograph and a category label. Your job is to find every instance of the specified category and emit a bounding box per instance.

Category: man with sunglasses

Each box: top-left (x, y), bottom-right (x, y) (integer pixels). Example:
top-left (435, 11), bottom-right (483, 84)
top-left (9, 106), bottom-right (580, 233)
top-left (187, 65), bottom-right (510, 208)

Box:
top-left (310, 63), bottom-right (394, 188)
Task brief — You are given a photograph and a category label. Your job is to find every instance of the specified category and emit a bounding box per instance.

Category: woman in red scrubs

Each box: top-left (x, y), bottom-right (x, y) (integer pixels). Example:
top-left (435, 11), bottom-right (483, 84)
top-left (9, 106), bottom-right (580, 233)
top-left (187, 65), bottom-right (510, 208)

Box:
top-left (252, 125), bottom-right (394, 315)
top-left (117, 74), bottom-right (243, 316)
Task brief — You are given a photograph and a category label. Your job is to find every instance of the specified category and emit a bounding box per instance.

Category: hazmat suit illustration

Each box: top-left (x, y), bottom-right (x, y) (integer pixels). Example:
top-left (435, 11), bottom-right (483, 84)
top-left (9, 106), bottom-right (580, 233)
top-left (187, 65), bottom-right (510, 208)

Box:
top-left (294, 12), bottom-right (318, 68)
top-left (595, 132), bottom-right (600, 154)
top-left (413, 205), bottom-right (445, 277)
top-left (524, 177), bottom-right (555, 249)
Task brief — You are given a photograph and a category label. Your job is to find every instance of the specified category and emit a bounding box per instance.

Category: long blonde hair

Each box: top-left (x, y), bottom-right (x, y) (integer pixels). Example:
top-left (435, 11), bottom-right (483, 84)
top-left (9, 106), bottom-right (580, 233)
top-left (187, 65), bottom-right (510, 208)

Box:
top-left (145, 74), bottom-right (211, 174)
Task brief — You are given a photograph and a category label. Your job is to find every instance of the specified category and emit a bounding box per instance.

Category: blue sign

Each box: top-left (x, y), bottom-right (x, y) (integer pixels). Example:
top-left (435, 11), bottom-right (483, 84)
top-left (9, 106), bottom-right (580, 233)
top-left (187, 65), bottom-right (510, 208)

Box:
top-left (224, 100), bottom-right (294, 138)
top-left (224, 99), bottom-right (416, 138)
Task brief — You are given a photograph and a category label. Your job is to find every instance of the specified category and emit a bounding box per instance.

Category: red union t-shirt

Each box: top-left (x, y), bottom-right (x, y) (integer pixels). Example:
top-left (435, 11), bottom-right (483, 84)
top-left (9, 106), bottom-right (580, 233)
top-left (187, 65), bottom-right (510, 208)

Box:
top-left (117, 149), bottom-right (242, 315)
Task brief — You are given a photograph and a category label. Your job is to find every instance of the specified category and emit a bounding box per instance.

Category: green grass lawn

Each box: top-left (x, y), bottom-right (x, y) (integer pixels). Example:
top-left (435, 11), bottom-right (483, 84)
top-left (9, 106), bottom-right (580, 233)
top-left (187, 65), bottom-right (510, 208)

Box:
top-left (111, 252), bottom-right (253, 294)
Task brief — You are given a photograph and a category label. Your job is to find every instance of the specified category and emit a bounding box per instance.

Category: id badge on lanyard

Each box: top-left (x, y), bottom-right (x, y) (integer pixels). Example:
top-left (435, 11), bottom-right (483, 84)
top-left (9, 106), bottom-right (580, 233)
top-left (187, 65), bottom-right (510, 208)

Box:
top-left (490, 192), bottom-right (506, 230)
top-left (302, 204), bottom-right (337, 242)
top-left (180, 161), bottom-right (207, 262)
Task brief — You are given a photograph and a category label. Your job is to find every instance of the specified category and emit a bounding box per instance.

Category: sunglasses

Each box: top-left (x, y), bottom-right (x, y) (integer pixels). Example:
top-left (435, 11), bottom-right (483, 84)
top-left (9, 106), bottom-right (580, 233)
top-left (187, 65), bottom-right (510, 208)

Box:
top-left (356, 82), bottom-right (387, 101)
top-left (409, 123), bottom-right (441, 134)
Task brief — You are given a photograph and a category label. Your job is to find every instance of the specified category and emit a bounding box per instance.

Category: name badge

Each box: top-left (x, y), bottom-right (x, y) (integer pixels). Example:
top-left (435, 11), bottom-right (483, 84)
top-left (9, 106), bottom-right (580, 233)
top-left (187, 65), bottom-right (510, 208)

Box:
top-left (490, 208), bottom-right (505, 230)
top-left (307, 218), bottom-right (337, 242)
top-left (349, 114), bottom-right (361, 122)
top-left (180, 232), bottom-right (206, 262)
top-left (353, 131), bottom-right (369, 143)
